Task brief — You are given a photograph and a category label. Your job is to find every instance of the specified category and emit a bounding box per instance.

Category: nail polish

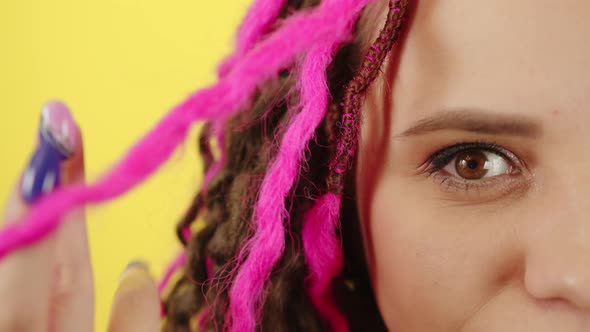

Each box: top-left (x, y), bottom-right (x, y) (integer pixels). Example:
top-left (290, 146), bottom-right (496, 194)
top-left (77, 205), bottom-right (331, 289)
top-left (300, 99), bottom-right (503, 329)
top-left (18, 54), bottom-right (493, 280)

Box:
top-left (124, 260), bottom-right (150, 273)
top-left (119, 260), bottom-right (150, 283)
top-left (21, 101), bottom-right (78, 203)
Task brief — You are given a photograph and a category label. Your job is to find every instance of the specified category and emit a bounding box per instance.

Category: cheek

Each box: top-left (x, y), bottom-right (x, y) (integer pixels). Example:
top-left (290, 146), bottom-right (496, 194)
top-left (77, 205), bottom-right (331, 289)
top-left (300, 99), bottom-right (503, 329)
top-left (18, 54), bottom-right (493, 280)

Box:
top-left (366, 172), bottom-right (522, 332)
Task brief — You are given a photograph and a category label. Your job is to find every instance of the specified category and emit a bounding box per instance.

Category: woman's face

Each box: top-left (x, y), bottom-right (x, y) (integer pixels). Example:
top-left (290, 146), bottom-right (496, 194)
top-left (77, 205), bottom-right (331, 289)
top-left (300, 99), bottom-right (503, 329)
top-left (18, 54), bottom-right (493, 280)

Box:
top-left (356, 0), bottom-right (590, 331)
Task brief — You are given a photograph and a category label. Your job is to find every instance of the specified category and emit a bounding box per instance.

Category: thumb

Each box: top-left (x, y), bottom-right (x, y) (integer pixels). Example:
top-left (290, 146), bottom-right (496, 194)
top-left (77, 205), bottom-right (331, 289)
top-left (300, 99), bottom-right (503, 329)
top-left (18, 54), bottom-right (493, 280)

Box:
top-left (108, 261), bottom-right (161, 332)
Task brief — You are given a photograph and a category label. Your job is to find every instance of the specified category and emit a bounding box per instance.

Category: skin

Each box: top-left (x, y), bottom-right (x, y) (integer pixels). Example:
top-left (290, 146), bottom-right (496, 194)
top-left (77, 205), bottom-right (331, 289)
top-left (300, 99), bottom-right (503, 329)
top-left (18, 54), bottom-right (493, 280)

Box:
top-left (357, 0), bottom-right (590, 331)
top-left (0, 105), bottom-right (160, 331)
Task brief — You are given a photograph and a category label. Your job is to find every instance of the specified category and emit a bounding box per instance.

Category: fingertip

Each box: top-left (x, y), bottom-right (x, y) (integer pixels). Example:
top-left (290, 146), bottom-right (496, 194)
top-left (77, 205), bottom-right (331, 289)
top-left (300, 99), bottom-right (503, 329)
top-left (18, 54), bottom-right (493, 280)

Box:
top-left (15, 100), bottom-right (84, 206)
top-left (118, 261), bottom-right (155, 289)
top-left (108, 261), bottom-right (161, 332)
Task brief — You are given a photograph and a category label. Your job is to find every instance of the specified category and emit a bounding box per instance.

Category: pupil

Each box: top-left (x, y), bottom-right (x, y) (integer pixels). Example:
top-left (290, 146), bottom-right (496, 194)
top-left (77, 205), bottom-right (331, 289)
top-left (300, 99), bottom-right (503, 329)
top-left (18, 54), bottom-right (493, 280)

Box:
top-left (454, 150), bottom-right (489, 180)
top-left (467, 160), bottom-right (479, 169)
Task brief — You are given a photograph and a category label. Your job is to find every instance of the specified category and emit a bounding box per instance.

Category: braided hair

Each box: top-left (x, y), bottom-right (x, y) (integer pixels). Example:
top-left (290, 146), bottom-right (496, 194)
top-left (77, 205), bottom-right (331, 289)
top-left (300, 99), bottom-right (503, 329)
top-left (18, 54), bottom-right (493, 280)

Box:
top-left (164, 1), bottom-right (409, 331)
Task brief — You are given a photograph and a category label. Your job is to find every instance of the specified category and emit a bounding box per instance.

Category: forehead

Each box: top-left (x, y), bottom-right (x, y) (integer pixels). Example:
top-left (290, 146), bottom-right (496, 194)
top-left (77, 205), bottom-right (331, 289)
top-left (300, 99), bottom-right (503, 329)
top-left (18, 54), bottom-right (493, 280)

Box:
top-left (387, 0), bottom-right (590, 129)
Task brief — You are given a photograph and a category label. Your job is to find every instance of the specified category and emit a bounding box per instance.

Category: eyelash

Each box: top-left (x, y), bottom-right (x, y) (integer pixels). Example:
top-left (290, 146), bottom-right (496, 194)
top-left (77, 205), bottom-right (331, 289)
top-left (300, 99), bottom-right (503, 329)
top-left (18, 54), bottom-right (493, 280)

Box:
top-left (423, 141), bottom-right (525, 195)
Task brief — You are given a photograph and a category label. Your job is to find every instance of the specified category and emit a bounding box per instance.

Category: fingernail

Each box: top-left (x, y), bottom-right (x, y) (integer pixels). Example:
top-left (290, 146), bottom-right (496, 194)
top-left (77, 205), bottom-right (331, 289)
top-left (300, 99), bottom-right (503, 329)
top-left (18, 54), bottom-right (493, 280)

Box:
top-left (20, 100), bottom-right (80, 203)
top-left (119, 260), bottom-right (150, 285)
top-left (124, 260), bottom-right (149, 273)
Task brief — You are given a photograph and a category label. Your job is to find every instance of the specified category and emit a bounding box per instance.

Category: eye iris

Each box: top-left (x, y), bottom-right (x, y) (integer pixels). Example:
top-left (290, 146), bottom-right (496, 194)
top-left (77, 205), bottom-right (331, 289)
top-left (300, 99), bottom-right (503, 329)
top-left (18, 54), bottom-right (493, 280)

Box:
top-left (455, 150), bottom-right (488, 179)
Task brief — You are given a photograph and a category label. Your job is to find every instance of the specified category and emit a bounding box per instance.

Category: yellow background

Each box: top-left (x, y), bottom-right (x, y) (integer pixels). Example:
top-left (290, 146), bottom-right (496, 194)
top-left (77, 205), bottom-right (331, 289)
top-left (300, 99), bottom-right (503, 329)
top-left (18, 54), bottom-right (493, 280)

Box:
top-left (0, 1), bottom-right (249, 330)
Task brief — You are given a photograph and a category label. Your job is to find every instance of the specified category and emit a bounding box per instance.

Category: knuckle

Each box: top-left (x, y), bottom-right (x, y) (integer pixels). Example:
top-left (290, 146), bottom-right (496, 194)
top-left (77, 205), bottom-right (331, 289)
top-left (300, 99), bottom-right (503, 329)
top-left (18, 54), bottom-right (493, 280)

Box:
top-left (53, 260), bottom-right (92, 300)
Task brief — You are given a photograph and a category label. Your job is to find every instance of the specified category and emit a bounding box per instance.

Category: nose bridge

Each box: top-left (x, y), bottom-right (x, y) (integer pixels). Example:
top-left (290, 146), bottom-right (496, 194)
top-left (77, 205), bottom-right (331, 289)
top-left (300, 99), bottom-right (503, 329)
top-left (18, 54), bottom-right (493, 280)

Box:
top-left (522, 166), bottom-right (590, 310)
top-left (562, 159), bottom-right (590, 218)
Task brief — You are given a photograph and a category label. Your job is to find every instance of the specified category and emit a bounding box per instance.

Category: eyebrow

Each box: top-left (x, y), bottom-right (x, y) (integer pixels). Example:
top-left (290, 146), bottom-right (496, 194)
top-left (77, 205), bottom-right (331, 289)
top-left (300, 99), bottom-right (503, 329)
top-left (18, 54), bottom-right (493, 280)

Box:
top-left (396, 109), bottom-right (542, 138)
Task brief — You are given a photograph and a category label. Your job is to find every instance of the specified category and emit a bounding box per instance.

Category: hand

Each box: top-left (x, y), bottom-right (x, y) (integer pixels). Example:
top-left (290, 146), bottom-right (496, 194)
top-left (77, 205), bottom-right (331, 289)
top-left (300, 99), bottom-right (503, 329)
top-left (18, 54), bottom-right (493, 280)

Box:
top-left (0, 101), bottom-right (161, 331)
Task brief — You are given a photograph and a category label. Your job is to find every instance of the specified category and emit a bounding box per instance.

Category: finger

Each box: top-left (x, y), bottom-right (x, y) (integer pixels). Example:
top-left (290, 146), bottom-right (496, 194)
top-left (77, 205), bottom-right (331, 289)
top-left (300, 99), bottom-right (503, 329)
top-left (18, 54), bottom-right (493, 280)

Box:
top-left (0, 101), bottom-right (74, 331)
top-left (108, 262), bottom-right (161, 332)
top-left (0, 188), bottom-right (56, 331)
top-left (43, 101), bottom-right (94, 332)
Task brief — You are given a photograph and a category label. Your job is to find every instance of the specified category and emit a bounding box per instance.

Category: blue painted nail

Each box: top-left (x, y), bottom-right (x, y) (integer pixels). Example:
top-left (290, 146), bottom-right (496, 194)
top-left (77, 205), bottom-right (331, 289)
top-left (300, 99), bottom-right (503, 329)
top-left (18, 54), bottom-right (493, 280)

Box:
top-left (21, 101), bottom-right (78, 203)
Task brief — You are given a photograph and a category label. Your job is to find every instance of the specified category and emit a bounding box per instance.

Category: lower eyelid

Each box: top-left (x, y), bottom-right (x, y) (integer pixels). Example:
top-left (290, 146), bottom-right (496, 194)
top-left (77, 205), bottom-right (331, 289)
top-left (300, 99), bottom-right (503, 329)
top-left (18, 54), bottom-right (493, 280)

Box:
top-left (429, 171), bottom-right (530, 200)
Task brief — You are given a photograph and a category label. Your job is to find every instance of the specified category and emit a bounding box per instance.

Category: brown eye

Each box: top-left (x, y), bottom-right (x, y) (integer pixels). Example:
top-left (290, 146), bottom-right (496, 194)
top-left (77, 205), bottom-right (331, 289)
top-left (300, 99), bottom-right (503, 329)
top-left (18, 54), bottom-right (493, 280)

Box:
top-left (442, 149), bottom-right (512, 180)
top-left (455, 150), bottom-right (488, 179)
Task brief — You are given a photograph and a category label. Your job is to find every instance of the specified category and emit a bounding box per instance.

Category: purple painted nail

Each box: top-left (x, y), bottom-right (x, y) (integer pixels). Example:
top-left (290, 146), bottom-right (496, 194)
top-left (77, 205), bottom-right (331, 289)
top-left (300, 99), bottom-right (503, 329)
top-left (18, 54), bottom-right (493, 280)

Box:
top-left (21, 101), bottom-right (79, 203)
